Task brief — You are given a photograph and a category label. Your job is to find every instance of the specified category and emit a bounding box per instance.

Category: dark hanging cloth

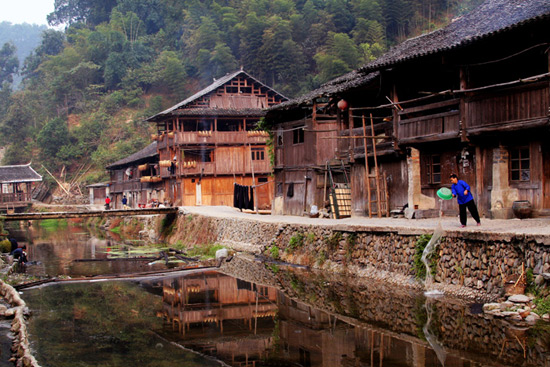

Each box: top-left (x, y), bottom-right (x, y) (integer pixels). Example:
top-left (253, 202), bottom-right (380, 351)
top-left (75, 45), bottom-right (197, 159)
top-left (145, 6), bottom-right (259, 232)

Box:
top-left (234, 184), bottom-right (250, 211)
top-left (233, 183), bottom-right (239, 208)
top-left (243, 185), bottom-right (250, 210)
top-left (287, 183), bottom-right (294, 197)
top-left (248, 186), bottom-right (254, 210)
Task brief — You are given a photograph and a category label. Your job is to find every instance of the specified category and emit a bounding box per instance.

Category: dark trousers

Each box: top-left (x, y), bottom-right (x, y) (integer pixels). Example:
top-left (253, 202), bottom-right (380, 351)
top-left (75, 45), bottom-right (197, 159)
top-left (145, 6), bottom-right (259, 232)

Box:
top-left (459, 200), bottom-right (480, 225)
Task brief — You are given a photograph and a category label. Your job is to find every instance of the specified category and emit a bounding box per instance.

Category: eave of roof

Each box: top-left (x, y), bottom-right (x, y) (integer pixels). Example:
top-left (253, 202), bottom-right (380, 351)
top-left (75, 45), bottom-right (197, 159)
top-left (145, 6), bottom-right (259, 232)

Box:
top-left (167, 108), bottom-right (266, 117)
top-left (146, 70), bottom-right (288, 121)
top-left (106, 142), bottom-right (158, 169)
top-left (359, 0), bottom-right (550, 73)
top-left (0, 163), bottom-right (42, 183)
top-left (270, 70), bottom-right (379, 111)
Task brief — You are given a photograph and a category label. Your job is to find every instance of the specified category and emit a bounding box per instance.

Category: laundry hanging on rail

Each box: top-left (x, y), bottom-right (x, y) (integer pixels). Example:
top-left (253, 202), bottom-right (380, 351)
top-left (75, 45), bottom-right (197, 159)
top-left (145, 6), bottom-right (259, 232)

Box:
top-left (233, 183), bottom-right (254, 211)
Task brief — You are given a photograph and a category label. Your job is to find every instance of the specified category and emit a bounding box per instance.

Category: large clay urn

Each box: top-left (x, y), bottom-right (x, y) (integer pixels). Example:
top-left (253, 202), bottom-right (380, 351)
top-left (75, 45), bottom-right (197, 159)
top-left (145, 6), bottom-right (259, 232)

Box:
top-left (512, 200), bottom-right (532, 219)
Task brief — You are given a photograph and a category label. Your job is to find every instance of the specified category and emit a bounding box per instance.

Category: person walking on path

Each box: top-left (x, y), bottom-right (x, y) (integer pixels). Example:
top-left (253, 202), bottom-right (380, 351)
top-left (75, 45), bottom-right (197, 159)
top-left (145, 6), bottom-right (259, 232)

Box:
top-left (122, 195), bottom-right (128, 209)
top-left (105, 196), bottom-right (111, 210)
top-left (450, 173), bottom-right (481, 227)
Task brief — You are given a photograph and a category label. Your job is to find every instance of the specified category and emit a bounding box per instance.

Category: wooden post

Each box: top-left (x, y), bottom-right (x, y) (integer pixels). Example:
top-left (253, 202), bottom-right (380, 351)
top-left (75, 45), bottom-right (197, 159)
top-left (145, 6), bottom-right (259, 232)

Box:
top-left (249, 143), bottom-right (258, 213)
top-left (384, 171), bottom-right (390, 217)
top-left (459, 67), bottom-right (469, 142)
top-left (362, 115), bottom-right (372, 217)
top-left (42, 165), bottom-right (71, 196)
top-left (370, 114), bottom-right (382, 217)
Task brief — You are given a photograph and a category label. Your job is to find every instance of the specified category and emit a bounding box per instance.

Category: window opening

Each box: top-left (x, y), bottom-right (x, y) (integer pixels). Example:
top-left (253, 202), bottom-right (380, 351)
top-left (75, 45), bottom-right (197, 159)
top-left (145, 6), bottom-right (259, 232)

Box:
top-left (293, 128), bottom-right (304, 144)
top-left (426, 154), bottom-right (441, 184)
top-left (510, 147), bottom-right (530, 181)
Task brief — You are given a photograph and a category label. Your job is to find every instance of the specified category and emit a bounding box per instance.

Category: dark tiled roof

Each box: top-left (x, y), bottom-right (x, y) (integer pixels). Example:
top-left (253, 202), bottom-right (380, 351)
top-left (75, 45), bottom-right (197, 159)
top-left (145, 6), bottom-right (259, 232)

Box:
top-left (106, 142), bottom-right (158, 169)
top-left (0, 164), bottom-right (42, 183)
top-left (360, 0), bottom-right (550, 72)
top-left (270, 70), bottom-right (379, 111)
top-left (147, 70), bottom-right (288, 121)
top-left (171, 108), bottom-right (266, 117)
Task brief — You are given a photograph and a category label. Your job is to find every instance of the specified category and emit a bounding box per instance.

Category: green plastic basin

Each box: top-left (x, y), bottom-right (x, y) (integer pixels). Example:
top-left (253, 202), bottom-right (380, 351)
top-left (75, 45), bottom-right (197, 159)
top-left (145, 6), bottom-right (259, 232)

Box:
top-left (437, 187), bottom-right (453, 200)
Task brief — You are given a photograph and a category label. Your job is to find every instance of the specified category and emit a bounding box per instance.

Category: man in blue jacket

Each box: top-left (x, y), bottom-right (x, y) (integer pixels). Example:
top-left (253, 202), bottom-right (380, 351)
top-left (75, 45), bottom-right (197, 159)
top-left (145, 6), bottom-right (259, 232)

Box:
top-left (450, 173), bottom-right (481, 227)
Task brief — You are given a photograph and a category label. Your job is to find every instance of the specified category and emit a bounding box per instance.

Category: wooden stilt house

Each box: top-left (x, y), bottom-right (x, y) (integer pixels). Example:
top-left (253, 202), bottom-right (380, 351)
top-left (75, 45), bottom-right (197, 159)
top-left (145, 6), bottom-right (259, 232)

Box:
top-left (267, 0), bottom-right (550, 219)
top-left (105, 142), bottom-right (160, 209)
top-left (355, 0), bottom-right (550, 219)
top-left (265, 71), bottom-right (408, 218)
top-left (146, 70), bottom-right (287, 209)
top-left (0, 164), bottom-right (42, 212)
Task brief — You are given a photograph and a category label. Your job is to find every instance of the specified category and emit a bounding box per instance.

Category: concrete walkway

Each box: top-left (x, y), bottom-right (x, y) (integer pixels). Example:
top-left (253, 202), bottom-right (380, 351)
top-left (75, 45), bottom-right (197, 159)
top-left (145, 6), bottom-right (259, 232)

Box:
top-left (180, 205), bottom-right (550, 238)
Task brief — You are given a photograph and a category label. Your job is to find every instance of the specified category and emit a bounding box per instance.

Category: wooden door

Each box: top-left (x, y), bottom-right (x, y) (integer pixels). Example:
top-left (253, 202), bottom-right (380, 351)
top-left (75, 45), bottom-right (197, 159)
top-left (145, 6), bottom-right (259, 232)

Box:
top-left (544, 144), bottom-right (550, 209)
top-left (196, 182), bottom-right (202, 205)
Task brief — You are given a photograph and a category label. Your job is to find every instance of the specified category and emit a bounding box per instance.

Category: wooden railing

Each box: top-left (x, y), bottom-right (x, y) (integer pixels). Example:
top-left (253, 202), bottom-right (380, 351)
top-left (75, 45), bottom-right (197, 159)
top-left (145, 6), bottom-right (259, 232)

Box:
top-left (466, 82), bottom-right (549, 134)
top-left (157, 131), bottom-right (268, 147)
top-left (0, 192), bottom-right (31, 203)
top-left (109, 180), bottom-right (153, 193)
top-left (397, 99), bottom-right (460, 144)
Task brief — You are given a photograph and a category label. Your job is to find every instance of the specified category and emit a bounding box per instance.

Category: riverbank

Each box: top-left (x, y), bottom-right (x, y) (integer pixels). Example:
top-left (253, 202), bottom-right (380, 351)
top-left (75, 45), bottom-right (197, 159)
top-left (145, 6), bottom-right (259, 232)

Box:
top-left (165, 206), bottom-right (550, 302)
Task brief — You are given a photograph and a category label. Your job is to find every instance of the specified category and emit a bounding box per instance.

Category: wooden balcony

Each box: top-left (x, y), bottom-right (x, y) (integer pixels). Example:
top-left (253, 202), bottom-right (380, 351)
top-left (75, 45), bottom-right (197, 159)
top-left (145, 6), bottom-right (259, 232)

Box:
top-left (160, 159), bottom-right (271, 178)
top-left (466, 82), bottom-right (549, 136)
top-left (0, 192), bottom-right (32, 209)
top-left (109, 180), bottom-right (153, 193)
top-left (157, 131), bottom-right (268, 148)
top-left (397, 99), bottom-right (460, 145)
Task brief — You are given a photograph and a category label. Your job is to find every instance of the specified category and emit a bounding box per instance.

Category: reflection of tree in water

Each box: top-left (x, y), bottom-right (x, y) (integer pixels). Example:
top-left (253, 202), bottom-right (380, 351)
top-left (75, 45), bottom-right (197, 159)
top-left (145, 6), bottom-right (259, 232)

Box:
top-left (24, 282), bottom-right (218, 367)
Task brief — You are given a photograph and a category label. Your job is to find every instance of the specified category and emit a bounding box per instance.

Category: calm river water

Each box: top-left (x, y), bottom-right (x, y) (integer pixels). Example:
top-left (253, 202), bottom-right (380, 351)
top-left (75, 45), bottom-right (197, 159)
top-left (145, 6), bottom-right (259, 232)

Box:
top-left (9, 220), bottom-right (550, 367)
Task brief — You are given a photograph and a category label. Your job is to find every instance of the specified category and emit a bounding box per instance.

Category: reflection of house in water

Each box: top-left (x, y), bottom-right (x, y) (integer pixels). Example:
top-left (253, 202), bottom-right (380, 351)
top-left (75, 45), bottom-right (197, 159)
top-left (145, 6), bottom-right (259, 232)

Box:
top-left (158, 271), bottom-right (278, 366)
top-left (159, 271), bottom-right (507, 366)
top-left (277, 292), bottom-right (494, 367)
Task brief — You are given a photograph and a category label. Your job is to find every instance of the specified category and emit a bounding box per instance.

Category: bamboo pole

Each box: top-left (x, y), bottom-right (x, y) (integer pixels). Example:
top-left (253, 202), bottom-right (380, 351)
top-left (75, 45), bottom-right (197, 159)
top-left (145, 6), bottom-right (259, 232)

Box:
top-left (362, 115), bottom-right (372, 218)
top-left (370, 114), bottom-right (382, 217)
top-left (41, 165), bottom-right (71, 196)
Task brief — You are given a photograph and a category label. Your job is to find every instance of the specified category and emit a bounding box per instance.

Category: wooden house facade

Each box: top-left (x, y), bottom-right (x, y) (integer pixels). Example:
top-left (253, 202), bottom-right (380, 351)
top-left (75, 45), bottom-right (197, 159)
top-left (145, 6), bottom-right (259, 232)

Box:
top-left (0, 164), bottom-right (42, 211)
top-left (105, 142), bottom-right (161, 209)
top-left (146, 70), bottom-right (287, 209)
top-left (266, 71), bottom-right (408, 218)
top-left (267, 0), bottom-right (550, 219)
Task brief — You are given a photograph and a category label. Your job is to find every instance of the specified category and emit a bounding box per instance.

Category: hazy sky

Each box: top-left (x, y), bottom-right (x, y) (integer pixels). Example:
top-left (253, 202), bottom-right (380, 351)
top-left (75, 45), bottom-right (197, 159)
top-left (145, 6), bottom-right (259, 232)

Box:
top-left (0, 0), bottom-right (54, 26)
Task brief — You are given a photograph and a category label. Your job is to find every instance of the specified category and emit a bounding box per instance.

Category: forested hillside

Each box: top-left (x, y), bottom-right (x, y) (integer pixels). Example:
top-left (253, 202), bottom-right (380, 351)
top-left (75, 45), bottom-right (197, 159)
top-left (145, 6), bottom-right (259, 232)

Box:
top-left (0, 0), bottom-right (483, 191)
top-left (0, 22), bottom-right (47, 88)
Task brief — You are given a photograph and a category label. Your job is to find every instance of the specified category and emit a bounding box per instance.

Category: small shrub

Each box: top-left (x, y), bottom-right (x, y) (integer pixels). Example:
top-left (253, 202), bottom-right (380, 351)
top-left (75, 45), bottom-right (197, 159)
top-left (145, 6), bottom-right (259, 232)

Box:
top-left (288, 233), bottom-right (304, 251)
top-left (306, 232), bottom-right (316, 244)
top-left (326, 232), bottom-right (342, 251)
top-left (413, 234), bottom-right (437, 280)
top-left (269, 245), bottom-right (280, 260)
top-left (534, 296), bottom-right (550, 316)
top-left (188, 243), bottom-right (225, 259)
top-left (0, 239), bottom-right (11, 253)
top-left (317, 250), bottom-right (327, 265)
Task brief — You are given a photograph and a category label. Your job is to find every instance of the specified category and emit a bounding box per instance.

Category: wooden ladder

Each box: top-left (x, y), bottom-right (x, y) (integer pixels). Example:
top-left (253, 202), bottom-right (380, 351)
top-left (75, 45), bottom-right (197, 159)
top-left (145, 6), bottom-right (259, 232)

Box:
top-left (362, 114), bottom-right (389, 218)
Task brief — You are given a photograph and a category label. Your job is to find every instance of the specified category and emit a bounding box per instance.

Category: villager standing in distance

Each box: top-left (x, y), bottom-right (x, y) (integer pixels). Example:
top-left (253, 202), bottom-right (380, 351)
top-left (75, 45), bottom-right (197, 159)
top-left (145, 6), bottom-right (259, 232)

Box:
top-left (450, 173), bottom-right (481, 227)
top-left (122, 195), bottom-right (128, 209)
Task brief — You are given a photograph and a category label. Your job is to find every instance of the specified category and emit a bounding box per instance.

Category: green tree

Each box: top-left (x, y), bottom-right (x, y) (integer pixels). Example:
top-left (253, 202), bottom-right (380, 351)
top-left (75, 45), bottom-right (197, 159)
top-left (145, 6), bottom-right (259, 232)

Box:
top-left (314, 53), bottom-right (350, 84)
top-left (0, 42), bottom-right (18, 85)
top-left (37, 117), bottom-right (71, 166)
top-left (48, 0), bottom-right (118, 27)
top-left (22, 29), bottom-right (65, 82)
top-left (237, 12), bottom-right (268, 77)
top-left (151, 51), bottom-right (187, 97)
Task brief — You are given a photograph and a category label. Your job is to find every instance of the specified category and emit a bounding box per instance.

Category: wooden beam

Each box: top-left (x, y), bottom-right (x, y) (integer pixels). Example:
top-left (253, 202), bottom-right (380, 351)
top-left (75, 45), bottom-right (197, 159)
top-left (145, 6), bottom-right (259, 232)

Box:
top-left (1, 207), bottom-right (179, 221)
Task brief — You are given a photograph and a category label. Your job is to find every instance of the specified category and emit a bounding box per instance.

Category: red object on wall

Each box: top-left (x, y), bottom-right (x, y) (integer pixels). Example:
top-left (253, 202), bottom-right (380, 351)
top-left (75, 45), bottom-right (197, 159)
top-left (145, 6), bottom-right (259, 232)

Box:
top-left (337, 99), bottom-right (348, 110)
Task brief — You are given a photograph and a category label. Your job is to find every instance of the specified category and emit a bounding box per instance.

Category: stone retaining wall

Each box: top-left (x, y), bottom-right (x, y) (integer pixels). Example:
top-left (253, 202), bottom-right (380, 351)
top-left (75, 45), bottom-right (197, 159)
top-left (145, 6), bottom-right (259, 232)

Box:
top-left (168, 212), bottom-right (550, 301)
top-left (0, 277), bottom-right (40, 367)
